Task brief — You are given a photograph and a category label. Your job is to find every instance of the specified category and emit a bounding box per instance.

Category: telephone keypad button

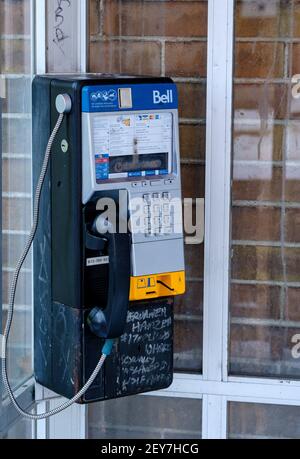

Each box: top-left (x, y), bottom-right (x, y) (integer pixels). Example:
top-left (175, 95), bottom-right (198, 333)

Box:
top-left (163, 216), bottom-right (171, 226)
top-left (153, 205), bottom-right (160, 215)
top-left (163, 204), bottom-right (170, 214)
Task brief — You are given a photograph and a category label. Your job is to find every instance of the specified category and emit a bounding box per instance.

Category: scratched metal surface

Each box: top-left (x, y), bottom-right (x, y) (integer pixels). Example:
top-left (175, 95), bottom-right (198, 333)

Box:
top-left (33, 78), bottom-right (53, 389)
top-left (83, 298), bottom-right (174, 403)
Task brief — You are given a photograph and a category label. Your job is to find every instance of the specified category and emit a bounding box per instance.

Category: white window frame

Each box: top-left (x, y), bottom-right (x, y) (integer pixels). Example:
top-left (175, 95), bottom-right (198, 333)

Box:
top-left (30, 0), bottom-right (300, 440)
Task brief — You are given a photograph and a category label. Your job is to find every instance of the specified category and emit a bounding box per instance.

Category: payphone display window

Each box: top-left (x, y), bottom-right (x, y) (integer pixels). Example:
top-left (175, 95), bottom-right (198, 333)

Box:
top-left (92, 112), bottom-right (173, 182)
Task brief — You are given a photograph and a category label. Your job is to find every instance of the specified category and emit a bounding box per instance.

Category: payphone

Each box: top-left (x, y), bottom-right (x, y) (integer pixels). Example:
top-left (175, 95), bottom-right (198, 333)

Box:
top-left (2, 74), bottom-right (185, 419)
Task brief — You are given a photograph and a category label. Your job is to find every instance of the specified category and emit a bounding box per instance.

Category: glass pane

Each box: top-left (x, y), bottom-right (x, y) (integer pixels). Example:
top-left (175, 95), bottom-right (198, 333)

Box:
top-left (230, 0), bottom-right (300, 378)
top-left (0, 0), bottom-right (33, 390)
top-left (1, 416), bottom-right (32, 439)
top-left (88, 396), bottom-right (202, 439)
top-left (89, 0), bottom-right (207, 373)
top-left (228, 402), bottom-right (300, 439)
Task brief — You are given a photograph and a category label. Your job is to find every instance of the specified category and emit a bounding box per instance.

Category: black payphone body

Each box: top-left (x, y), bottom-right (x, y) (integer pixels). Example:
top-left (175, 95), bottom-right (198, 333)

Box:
top-left (32, 74), bottom-right (185, 403)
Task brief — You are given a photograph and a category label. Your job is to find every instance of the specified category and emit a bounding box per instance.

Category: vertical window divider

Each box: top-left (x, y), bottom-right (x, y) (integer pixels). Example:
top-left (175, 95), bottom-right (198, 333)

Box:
top-left (0, 89), bottom-right (3, 438)
top-left (203, 0), bottom-right (234, 382)
top-left (202, 0), bottom-right (234, 438)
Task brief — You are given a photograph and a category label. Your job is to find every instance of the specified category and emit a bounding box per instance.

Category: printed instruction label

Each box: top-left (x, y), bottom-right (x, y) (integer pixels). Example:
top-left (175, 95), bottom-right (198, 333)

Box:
top-left (86, 256), bottom-right (109, 267)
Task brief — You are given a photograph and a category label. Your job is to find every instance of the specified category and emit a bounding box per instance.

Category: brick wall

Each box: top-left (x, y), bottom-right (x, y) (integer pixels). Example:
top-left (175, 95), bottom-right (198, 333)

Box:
top-left (0, 0), bottom-right (32, 386)
top-left (228, 401), bottom-right (300, 439)
top-left (230, 0), bottom-right (300, 378)
top-left (89, 0), bottom-right (208, 372)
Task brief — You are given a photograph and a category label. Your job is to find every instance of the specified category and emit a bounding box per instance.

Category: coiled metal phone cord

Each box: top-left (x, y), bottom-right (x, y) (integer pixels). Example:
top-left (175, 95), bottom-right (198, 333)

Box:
top-left (1, 112), bottom-right (112, 420)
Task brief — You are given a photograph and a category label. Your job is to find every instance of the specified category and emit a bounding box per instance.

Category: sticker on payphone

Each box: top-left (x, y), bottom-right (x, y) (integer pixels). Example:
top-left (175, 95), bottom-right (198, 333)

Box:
top-left (95, 154), bottom-right (109, 180)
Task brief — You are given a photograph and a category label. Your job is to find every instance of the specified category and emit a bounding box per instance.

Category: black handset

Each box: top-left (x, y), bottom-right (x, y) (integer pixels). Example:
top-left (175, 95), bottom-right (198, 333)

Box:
top-left (87, 215), bottom-right (131, 339)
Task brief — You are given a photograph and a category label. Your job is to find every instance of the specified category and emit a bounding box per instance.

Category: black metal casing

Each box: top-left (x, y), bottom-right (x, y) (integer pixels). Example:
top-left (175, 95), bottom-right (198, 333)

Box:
top-left (32, 74), bottom-right (174, 403)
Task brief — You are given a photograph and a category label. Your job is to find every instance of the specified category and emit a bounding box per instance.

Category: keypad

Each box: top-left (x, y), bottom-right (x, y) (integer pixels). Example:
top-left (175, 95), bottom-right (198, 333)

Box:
top-left (142, 192), bottom-right (175, 237)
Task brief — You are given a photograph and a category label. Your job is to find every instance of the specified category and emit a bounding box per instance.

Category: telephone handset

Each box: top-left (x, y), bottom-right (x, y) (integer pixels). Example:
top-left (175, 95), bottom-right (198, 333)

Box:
top-left (87, 215), bottom-right (131, 339)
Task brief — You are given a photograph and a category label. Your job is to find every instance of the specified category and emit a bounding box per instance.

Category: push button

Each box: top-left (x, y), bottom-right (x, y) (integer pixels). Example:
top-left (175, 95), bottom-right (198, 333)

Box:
top-left (137, 278), bottom-right (146, 289)
top-left (152, 193), bottom-right (160, 200)
top-left (163, 215), bottom-right (171, 225)
top-left (153, 204), bottom-right (160, 215)
top-left (164, 179), bottom-right (174, 186)
top-left (132, 182), bottom-right (142, 188)
top-left (150, 180), bottom-right (163, 187)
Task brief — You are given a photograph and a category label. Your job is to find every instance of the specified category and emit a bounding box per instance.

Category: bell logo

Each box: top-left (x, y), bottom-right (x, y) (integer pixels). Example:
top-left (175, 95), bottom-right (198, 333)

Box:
top-left (153, 89), bottom-right (173, 104)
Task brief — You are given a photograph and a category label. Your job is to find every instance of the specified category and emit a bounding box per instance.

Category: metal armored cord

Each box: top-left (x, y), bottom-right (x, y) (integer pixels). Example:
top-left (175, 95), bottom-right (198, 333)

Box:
top-left (1, 113), bottom-right (108, 420)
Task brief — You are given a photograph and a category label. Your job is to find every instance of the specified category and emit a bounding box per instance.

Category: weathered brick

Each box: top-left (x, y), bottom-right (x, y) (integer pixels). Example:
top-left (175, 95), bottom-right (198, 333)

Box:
top-left (102, 0), bottom-right (208, 38)
top-left (1, 76), bottom-right (31, 114)
top-left (181, 163), bottom-right (205, 198)
top-left (179, 124), bottom-right (206, 161)
top-left (89, 40), bottom-right (161, 75)
top-left (231, 283), bottom-right (281, 320)
top-left (232, 164), bottom-right (282, 201)
top-left (230, 324), bottom-right (300, 378)
top-left (235, 0), bottom-right (290, 38)
top-left (232, 245), bottom-right (282, 282)
top-left (3, 271), bottom-right (31, 306)
top-left (2, 158), bottom-right (31, 194)
top-left (232, 245), bottom-right (300, 282)
top-left (234, 123), bottom-right (284, 161)
top-left (291, 43), bottom-right (300, 78)
top-left (180, 124), bottom-right (206, 160)
top-left (235, 42), bottom-right (285, 79)
top-left (285, 247), bottom-right (300, 282)
top-left (89, 0), bottom-right (100, 35)
top-left (184, 243), bottom-right (204, 279)
top-left (0, 38), bottom-right (31, 74)
top-left (234, 83), bottom-right (288, 121)
top-left (230, 323), bottom-right (284, 361)
top-left (2, 118), bottom-right (31, 155)
top-left (0, 0), bottom-right (31, 35)
top-left (165, 41), bottom-right (207, 78)
top-left (2, 233), bottom-right (31, 270)
top-left (229, 403), bottom-right (300, 439)
top-left (232, 206), bottom-right (281, 241)
top-left (285, 164), bottom-right (300, 202)
top-left (293, 1), bottom-right (300, 39)
top-left (3, 197), bottom-right (31, 232)
top-left (286, 287), bottom-right (300, 321)
top-left (285, 208), bottom-right (300, 242)
top-left (177, 82), bottom-right (206, 119)
top-left (287, 121), bottom-right (300, 160)
top-left (174, 319), bottom-right (202, 371)
top-left (175, 281), bottom-right (203, 317)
